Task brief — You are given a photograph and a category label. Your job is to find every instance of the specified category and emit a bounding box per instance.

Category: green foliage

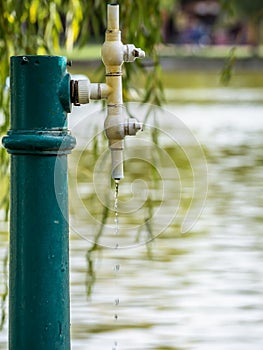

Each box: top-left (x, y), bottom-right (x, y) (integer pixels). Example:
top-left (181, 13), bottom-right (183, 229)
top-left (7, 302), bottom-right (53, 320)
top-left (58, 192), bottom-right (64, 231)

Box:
top-left (220, 0), bottom-right (235, 17)
top-left (0, 0), bottom-right (164, 216)
top-left (160, 0), bottom-right (177, 12)
top-left (218, 0), bottom-right (263, 83)
top-left (119, 0), bottom-right (164, 105)
top-left (86, 203), bottom-right (109, 297)
top-left (220, 47), bottom-right (236, 86)
top-left (232, 0), bottom-right (263, 20)
top-left (0, 250), bottom-right (8, 331)
top-left (0, 1), bottom-right (165, 306)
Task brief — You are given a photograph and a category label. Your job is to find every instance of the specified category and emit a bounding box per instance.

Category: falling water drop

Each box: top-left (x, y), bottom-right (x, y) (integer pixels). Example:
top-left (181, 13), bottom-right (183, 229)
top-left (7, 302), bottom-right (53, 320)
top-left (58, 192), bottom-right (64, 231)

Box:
top-left (115, 264), bottom-right (120, 271)
top-left (112, 340), bottom-right (118, 350)
top-left (113, 179), bottom-right (120, 350)
top-left (114, 179), bottom-right (119, 236)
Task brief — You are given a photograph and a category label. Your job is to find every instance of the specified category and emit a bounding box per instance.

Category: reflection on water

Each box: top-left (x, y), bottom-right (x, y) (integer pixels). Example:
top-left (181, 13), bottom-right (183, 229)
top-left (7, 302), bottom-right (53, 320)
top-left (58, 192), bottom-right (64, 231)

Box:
top-left (69, 103), bottom-right (207, 248)
top-left (1, 100), bottom-right (263, 349)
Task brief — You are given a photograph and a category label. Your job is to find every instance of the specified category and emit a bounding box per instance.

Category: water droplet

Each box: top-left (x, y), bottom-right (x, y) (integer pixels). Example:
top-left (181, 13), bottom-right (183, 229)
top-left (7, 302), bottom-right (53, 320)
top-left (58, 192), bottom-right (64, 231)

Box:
top-left (115, 264), bottom-right (120, 271)
top-left (112, 340), bottom-right (118, 350)
top-left (114, 180), bottom-right (119, 236)
top-left (113, 180), bottom-right (120, 348)
top-left (114, 179), bottom-right (119, 196)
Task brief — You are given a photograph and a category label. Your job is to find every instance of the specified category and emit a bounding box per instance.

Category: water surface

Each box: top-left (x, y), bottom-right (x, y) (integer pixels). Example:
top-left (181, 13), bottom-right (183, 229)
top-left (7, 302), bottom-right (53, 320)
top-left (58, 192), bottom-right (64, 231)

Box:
top-left (1, 94), bottom-right (263, 350)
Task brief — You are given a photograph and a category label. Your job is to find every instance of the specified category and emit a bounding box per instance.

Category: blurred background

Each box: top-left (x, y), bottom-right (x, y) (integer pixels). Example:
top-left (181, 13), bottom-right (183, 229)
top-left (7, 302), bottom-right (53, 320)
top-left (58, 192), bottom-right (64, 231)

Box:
top-left (1, 0), bottom-right (263, 349)
top-left (162, 0), bottom-right (261, 48)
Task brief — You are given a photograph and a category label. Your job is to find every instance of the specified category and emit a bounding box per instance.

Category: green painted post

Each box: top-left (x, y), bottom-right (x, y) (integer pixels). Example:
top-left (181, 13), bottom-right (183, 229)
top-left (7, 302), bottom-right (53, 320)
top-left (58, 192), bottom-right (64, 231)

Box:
top-left (2, 55), bottom-right (75, 350)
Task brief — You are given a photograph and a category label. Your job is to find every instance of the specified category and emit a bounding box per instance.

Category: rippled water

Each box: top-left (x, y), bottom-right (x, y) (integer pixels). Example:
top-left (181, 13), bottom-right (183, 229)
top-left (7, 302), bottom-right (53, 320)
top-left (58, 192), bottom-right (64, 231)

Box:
top-left (1, 95), bottom-right (263, 349)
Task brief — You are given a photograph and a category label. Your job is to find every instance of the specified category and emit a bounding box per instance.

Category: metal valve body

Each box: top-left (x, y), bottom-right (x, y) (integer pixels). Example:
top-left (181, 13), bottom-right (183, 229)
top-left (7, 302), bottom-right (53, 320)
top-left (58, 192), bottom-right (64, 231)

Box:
top-left (71, 3), bottom-right (145, 179)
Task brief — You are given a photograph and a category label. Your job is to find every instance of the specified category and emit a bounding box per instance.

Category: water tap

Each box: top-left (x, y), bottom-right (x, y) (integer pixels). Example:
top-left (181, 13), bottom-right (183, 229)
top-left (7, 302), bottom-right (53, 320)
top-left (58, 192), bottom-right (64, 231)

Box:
top-left (70, 3), bottom-right (145, 179)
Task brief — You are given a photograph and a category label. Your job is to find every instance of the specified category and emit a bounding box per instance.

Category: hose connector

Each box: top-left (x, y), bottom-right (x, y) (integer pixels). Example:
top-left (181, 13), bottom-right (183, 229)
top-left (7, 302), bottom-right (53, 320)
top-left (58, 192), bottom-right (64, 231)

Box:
top-left (70, 80), bottom-right (111, 105)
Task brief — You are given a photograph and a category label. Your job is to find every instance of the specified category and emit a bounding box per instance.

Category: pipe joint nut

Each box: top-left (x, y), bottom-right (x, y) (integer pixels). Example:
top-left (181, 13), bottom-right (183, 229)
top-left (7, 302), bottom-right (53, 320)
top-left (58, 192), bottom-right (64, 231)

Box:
top-left (124, 118), bottom-right (142, 136)
top-left (104, 113), bottom-right (125, 142)
top-left (102, 41), bottom-right (124, 67)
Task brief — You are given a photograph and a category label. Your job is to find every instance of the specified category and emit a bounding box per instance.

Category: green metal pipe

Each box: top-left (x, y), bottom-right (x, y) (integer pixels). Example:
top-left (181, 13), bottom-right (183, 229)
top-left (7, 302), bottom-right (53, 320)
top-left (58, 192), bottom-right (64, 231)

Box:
top-left (2, 55), bottom-right (75, 350)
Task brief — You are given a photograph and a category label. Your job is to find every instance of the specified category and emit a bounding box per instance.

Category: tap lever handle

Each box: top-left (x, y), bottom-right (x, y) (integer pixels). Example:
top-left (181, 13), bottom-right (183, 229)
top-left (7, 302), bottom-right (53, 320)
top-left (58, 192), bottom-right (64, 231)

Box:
top-left (123, 44), bottom-right (145, 62)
